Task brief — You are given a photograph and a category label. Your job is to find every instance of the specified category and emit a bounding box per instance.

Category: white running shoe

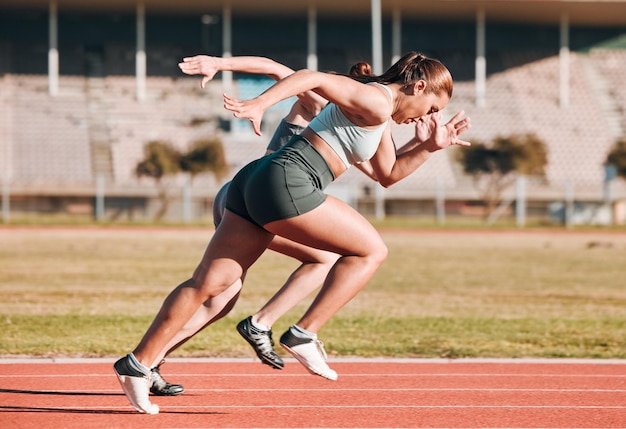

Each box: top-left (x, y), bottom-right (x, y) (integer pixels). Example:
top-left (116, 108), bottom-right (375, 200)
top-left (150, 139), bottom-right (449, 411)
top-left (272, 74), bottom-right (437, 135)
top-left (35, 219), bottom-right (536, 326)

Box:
top-left (114, 355), bottom-right (160, 414)
top-left (279, 328), bottom-right (338, 381)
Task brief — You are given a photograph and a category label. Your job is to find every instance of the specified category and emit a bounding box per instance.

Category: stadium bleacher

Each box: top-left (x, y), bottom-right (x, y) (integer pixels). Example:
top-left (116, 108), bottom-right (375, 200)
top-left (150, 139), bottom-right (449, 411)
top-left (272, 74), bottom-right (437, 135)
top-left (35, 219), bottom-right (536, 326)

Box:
top-left (0, 1), bottom-right (624, 221)
top-left (2, 48), bottom-right (624, 204)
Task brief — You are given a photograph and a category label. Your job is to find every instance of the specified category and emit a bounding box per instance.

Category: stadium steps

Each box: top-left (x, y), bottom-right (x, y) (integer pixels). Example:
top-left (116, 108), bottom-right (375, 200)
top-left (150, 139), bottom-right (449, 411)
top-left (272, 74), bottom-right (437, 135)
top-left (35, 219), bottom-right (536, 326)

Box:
top-left (589, 49), bottom-right (626, 138)
top-left (86, 77), bottom-right (113, 182)
top-left (580, 53), bottom-right (624, 138)
top-left (0, 75), bottom-right (14, 179)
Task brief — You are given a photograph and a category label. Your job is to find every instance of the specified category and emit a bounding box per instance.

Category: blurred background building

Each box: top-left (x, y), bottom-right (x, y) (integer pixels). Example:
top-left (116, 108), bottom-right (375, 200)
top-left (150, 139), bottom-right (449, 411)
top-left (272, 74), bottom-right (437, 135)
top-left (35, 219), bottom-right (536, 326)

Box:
top-left (1, 0), bottom-right (625, 224)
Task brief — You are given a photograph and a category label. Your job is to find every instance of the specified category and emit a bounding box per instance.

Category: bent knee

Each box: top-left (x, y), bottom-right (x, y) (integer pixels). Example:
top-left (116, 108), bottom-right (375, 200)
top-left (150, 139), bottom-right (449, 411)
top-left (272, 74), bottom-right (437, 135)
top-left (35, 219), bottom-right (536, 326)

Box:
top-left (359, 240), bottom-right (387, 268)
top-left (191, 270), bottom-right (239, 300)
top-left (370, 242), bottom-right (388, 266)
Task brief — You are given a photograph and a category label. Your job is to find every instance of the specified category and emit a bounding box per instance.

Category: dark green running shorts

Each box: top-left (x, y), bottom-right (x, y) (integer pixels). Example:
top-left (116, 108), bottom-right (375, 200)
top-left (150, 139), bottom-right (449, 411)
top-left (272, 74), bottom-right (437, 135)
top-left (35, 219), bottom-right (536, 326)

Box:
top-left (212, 179), bottom-right (230, 227)
top-left (225, 136), bottom-right (335, 228)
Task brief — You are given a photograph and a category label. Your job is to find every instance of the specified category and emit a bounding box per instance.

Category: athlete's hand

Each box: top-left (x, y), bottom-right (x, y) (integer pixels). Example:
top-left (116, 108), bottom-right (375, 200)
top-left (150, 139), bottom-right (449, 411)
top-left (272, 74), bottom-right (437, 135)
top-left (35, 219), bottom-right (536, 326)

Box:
top-left (178, 55), bottom-right (220, 88)
top-left (223, 94), bottom-right (264, 136)
top-left (426, 110), bottom-right (472, 150)
top-left (414, 112), bottom-right (438, 143)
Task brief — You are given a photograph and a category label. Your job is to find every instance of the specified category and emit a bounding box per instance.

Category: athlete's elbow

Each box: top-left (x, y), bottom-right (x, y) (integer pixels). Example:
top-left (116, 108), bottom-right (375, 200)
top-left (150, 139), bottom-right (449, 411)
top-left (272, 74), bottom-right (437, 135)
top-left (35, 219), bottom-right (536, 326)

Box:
top-left (295, 69), bottom-right (316, 78)
top-left (295, 69), bottom-right (323, 86)
top-left (377, 177), bottom-right (396, 188)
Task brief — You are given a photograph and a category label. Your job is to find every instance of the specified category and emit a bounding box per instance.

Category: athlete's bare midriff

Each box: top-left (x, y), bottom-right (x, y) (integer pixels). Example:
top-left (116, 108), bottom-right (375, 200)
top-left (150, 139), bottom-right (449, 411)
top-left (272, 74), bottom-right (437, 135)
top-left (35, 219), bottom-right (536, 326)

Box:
top-left (301, 128), bottom-right (347, 179)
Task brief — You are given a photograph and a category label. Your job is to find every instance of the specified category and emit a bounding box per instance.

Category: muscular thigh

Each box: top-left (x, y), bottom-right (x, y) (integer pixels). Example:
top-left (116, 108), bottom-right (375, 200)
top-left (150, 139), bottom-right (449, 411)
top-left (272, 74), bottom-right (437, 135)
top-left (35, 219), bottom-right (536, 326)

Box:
top-left (268, 235), bottom-right (339, 265)
top-left (193, 210), bottom-right (274, 295)
top-left (264, 195), bottom-right (385, 257)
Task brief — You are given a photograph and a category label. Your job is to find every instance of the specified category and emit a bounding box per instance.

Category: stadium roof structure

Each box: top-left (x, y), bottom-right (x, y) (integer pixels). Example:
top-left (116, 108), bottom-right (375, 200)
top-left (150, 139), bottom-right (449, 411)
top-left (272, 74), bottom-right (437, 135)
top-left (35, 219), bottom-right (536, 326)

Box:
top-left (3, 0), bottom-right (626, 26)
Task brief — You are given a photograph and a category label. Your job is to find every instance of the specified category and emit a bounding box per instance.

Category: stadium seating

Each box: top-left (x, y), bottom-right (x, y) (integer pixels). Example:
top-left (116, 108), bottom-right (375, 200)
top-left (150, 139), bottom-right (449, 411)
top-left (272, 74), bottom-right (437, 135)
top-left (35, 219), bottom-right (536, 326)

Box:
top-left (1, 49), bottom-right (624, 215)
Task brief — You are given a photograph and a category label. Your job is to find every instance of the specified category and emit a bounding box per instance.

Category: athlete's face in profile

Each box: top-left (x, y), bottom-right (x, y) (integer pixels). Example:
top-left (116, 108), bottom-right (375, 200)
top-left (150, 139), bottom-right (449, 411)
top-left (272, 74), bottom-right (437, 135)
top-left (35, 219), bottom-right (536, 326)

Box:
top-left (392, 87), bottom-right (449, 125)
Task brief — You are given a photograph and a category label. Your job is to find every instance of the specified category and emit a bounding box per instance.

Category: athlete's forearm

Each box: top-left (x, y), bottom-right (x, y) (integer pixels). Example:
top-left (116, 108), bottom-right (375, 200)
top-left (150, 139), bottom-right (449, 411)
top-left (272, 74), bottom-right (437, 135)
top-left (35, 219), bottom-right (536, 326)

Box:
top-left (255, 69), bottom-right (325, 111)
top-left (218, 56), bottom-right (294, 81)
top-left (374, 142), bottom-right (435, 188)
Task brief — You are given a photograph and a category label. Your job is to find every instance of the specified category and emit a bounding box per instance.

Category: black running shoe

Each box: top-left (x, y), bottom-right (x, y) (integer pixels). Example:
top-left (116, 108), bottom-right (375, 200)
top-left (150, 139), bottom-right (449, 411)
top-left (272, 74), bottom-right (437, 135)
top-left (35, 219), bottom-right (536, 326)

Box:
top-left (150, 360), bottom-right (184, 396)
top-left (236, 316), bottom-right (285, 369)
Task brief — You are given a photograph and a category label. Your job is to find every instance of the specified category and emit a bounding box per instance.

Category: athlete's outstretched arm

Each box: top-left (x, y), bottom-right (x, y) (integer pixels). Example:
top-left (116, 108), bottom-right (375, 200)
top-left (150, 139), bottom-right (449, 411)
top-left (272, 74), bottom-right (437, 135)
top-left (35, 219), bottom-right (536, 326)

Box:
top-left (180, 55), bottom-right (328, 126)
top-left (224, 70), bottom-right (388, 136)
top-left (179, 55), bottom-right (294, 88)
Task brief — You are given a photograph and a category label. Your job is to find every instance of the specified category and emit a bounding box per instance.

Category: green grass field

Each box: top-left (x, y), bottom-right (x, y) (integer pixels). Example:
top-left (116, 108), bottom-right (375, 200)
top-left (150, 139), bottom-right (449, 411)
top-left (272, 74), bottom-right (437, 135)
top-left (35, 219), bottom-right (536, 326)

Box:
top-left (1, 225), bottom-right (625, 359)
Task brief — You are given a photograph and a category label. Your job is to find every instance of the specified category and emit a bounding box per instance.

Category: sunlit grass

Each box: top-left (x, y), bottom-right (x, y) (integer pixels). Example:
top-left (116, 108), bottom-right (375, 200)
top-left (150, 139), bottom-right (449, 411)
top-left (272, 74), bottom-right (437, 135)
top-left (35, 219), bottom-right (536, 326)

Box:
top-left (1, 226), bottom-right (625, 359)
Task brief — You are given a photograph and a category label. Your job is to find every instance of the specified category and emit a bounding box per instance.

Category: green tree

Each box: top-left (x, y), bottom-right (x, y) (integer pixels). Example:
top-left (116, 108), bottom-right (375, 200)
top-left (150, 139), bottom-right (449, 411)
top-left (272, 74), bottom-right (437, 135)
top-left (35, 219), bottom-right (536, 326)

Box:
top-left (136, 140), bottom-right (182, 220)
top-left (456, 133), bottom-right (548, 219)
top-left (135, 137), bottom-right (229, 221)
top-left (606, 137), bottom-right (626, 179)
top-left (179, 137), bottom-right (229, 181)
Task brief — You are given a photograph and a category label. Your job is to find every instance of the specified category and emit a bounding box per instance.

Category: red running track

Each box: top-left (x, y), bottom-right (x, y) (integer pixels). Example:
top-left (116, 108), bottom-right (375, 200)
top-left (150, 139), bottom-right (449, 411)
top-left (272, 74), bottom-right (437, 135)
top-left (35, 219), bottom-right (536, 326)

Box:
top-left (0, 358), bottom-right (625, 428)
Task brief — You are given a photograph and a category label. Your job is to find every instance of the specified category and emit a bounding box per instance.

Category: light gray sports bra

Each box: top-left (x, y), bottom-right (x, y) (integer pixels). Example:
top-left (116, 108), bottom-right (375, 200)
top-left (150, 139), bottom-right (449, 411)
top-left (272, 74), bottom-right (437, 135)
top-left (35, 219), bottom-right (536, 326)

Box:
top-left (308, 83), bottom-right (391, 168)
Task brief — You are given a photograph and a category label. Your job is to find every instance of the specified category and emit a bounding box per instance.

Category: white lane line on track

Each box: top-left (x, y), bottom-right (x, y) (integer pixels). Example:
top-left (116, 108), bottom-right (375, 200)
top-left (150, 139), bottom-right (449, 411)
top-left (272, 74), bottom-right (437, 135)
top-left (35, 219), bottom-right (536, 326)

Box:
top-left (2, 373), bottom-right (625, 378)
top-left (3, 405), bottom-right (626, 410)
top-left (2, 357), bottom-right (626, 364)
top-left (190, 388), bottom-right (626, 393)
top-left (2, 388), bottom-right (626, 393)
top-left (169, 404), bottom-right (626, 409)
